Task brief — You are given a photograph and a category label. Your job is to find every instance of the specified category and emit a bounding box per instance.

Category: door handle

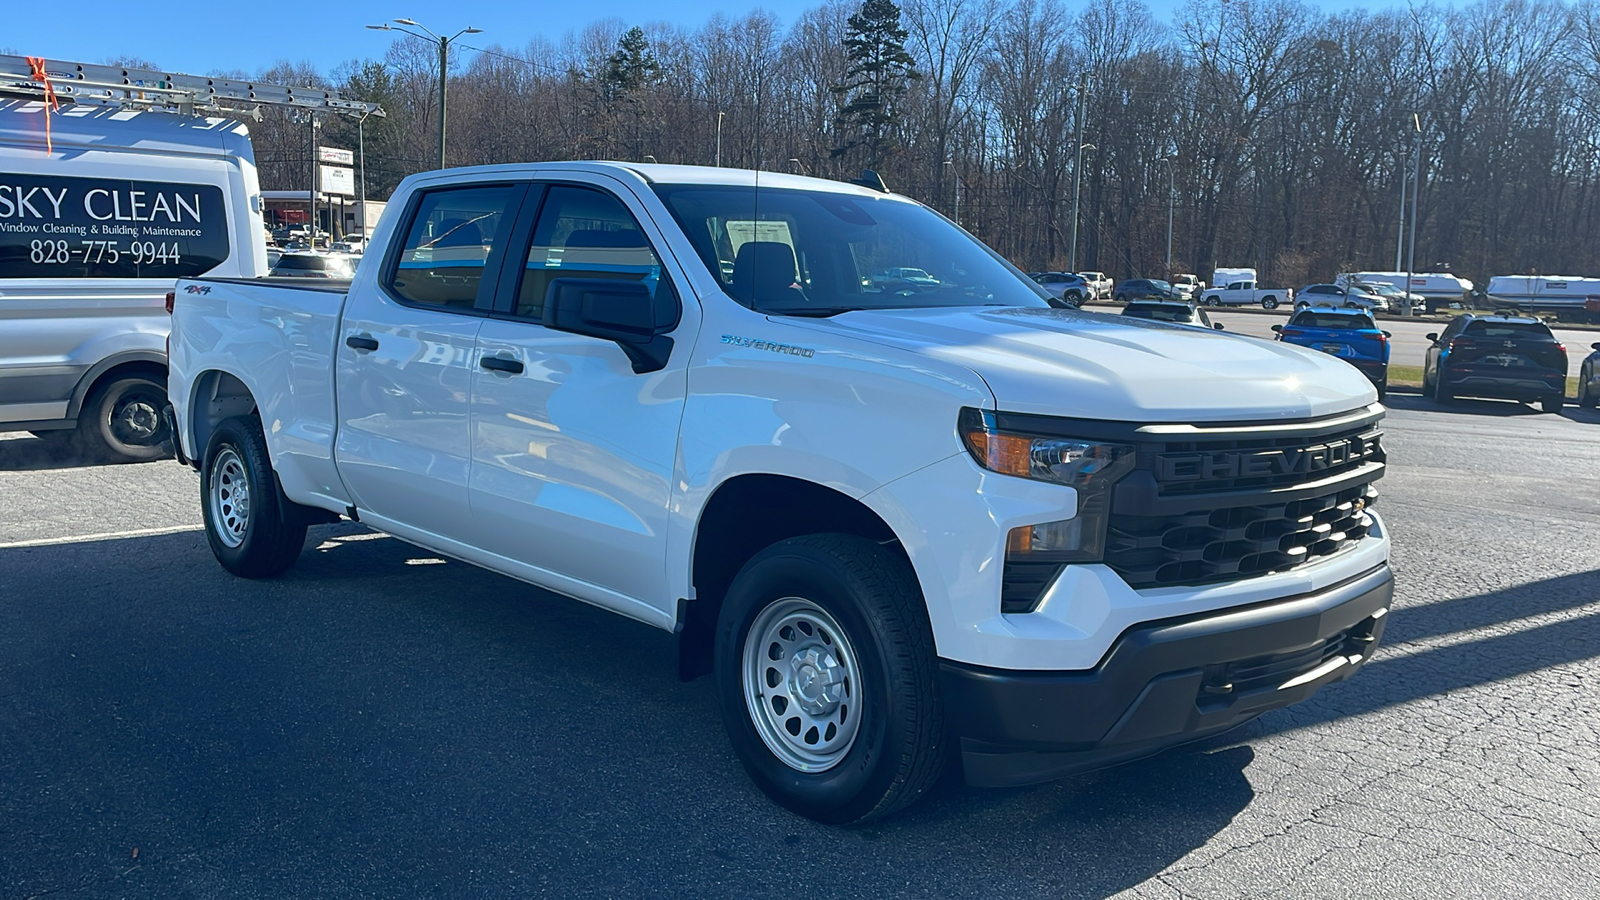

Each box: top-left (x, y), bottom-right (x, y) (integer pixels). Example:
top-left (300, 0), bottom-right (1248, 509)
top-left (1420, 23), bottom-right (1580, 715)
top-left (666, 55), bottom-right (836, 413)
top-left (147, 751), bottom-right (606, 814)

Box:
top-left (480, 356), bottom-right (525, 374)
top-left (346, 335), bottom-right (379, 352)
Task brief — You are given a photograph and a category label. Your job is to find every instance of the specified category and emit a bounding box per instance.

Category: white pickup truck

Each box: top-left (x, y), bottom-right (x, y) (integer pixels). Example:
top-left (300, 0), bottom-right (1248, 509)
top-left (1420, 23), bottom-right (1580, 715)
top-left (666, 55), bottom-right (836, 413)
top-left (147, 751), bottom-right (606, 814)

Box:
top-left (1200, 279), bottom-right (1293, 309)
top-left (168, 163), bottom-right (1393, 823)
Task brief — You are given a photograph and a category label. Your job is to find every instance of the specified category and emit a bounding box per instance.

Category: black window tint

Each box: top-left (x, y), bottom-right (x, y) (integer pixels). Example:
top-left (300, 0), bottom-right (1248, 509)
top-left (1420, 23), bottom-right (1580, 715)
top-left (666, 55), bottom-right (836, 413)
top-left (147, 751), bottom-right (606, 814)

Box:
top-left (1292, 312), bottom-right (1374, 329)
top-left (1463, 320), bottom-right (1553, 339)
top-left (515, 186), bottom-right (675, 320)
top-left (387, 186), bottom-right (519, 309)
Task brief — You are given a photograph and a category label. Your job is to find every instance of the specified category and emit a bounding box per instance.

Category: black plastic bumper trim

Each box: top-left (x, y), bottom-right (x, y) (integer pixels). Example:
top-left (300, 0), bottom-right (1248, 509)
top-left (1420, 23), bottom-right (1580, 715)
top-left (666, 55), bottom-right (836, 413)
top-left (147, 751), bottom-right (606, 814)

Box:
top-left (941, 563), bottom-right (1393, 787)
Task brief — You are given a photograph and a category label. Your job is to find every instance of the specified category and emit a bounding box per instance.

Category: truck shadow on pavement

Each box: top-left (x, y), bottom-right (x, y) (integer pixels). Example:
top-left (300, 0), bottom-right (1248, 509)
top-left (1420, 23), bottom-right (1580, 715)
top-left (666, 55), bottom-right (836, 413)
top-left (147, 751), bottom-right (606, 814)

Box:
top-left (1232, 567), bottom-right (1600, 741)
top-left (1383, 392), bottom-right (1600, 423)
top-left (0, 433), bottom-right (151, 472)
top-left (1, 525), bottom-right (1255, 899)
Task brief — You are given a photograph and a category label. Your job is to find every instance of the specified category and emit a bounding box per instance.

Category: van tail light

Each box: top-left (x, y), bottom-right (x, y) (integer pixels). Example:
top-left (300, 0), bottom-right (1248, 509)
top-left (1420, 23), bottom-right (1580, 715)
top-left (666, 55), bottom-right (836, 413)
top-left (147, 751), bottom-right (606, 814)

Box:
top-left (165, 290), bottom-right (175, 314)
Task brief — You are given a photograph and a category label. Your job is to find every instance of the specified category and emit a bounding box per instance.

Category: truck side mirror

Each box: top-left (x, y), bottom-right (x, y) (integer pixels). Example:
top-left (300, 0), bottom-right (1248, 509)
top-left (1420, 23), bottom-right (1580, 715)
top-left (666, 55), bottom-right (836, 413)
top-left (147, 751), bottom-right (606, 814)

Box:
top-left (545, 278), bottom-right (677, 373)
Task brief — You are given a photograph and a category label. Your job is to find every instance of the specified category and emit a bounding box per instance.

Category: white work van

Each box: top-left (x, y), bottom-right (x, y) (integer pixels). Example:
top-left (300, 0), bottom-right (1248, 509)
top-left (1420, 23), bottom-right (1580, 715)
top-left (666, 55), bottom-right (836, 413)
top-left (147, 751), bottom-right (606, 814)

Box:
top-left (0, 99), bottom-right (265, 458)
top-left (169, 163), bottom-right (1393, 823)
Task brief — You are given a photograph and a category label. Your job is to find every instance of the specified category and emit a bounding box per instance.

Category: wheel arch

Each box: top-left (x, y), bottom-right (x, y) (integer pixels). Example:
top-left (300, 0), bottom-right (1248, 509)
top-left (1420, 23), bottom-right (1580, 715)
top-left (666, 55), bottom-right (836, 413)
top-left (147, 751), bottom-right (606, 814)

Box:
top-left (187, 369), bottom-right (260, 464)
top-left (678, 473), bottom-right (906, 681)
top-left (66, 351), bottom-right (167, 420)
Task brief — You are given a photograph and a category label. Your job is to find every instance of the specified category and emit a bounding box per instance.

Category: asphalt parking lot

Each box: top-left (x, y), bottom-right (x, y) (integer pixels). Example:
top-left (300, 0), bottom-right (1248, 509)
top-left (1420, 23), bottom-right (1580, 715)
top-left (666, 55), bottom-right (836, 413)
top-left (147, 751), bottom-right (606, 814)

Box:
top-left (2, 396), bottom-right (1598, 899)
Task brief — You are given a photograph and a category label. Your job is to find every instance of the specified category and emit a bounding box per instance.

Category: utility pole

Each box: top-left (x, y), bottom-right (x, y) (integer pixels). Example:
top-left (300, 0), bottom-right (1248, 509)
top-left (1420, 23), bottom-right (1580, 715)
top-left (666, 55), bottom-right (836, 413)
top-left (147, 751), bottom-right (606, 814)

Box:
top-left (1406, 113), bottom-right (1422, 312)
top-left (944, 159), bottom-right (961, 227)
top-left (1068, 74), bottom-right (1088, 272)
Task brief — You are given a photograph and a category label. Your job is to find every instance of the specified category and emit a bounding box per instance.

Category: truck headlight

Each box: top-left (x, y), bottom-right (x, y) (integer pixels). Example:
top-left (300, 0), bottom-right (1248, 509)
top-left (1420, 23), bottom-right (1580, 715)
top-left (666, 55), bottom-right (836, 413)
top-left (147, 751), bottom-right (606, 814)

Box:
top-left (959, 408), bottom-right (1136, 612)
top-left (957, 408), bottom-right (1135, 489)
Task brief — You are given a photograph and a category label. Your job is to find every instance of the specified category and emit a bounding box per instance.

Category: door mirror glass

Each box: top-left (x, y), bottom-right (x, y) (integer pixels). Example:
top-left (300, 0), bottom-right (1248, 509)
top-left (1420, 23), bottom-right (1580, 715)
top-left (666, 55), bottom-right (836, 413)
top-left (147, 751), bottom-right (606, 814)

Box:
top-left (1426, 332), bottom-right (1439, 342)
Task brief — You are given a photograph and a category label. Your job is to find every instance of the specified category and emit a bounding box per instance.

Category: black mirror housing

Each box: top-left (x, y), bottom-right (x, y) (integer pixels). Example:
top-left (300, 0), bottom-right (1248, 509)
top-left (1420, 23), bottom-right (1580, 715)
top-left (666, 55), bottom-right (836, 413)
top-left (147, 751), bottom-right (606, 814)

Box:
top-left (1271, 324), bottom-right (1283, 333)
top-left (545, 278), bottom-right (677, 373)
top-left (1425, 332), bottom-right (1439, 342)
top-left (1591, 342), bottom-right (1600, 352)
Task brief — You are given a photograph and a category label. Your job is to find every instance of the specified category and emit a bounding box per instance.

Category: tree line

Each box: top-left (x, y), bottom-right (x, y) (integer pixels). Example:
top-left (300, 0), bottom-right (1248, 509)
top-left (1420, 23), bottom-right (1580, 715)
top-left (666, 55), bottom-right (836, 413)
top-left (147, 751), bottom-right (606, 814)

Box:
top-left (242, 0), bottom-right (1600, 289)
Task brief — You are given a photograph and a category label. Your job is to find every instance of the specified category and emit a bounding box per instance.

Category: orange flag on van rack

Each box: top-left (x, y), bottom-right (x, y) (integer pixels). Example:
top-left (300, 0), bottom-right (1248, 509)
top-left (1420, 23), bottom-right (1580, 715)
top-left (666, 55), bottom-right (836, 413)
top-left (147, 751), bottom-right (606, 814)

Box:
top-left (25, 56), bottom-right (60, 153)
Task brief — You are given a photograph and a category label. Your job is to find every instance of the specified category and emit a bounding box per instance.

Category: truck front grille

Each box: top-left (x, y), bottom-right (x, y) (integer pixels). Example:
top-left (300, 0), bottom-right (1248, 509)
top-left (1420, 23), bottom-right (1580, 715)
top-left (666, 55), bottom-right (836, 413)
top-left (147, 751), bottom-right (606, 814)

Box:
top-left (1151, 423), bottom-right (1382, 496)
top-left (1105, 484), bottom-right (1376, 590)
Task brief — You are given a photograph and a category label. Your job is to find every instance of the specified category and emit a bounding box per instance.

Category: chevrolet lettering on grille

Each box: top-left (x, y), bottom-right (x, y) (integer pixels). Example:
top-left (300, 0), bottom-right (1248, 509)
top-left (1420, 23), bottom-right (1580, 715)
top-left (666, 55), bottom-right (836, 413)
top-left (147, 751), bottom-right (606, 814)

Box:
top-left (1155, 435), bottom-right (1380, 483)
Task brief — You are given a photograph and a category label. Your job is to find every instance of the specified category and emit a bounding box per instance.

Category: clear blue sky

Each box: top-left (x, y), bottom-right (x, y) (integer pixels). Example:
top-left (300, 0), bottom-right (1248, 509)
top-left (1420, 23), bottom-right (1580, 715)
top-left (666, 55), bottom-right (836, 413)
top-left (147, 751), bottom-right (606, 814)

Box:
top-left (5, 0), bottom-right (1358, 78)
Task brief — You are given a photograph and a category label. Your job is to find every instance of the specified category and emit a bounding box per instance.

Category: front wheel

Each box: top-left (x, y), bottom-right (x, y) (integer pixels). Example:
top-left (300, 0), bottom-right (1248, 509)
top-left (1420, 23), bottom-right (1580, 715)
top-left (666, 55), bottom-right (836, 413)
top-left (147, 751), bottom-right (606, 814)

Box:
top-left (1261, 295), bottom-right (1279, 310)
top-left (715, 534), bottom-right (945, 824)
top-left (201, 416), bottom-right (308, 578)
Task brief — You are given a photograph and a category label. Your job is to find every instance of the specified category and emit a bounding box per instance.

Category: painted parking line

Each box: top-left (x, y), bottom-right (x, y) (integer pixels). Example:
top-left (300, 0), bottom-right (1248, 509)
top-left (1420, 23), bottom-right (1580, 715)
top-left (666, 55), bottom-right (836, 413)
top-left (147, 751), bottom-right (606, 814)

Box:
top-left (0, 523), bottom-right (204, 550)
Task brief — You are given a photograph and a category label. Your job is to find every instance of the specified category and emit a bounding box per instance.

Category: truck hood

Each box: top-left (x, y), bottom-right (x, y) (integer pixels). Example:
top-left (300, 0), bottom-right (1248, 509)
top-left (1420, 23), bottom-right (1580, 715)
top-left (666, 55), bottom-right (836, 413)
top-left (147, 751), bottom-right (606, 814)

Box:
top-left (783, 306), bottom-right (1378, 422)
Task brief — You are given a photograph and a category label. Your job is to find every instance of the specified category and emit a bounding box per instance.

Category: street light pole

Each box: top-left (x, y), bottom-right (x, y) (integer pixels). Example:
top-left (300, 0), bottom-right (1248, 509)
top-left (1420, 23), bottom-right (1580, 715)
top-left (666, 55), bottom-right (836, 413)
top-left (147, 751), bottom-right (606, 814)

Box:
top-left (716, 112), bottom-right (725, 167)
top-left (943, 159), bottom-right (961, 227)
top-left (1406, 113), bottom-right (1422, 312)
top-left (368, 20), bottom-right (481, 170)
top-left (1158, 156), bottom-right (1175, 271)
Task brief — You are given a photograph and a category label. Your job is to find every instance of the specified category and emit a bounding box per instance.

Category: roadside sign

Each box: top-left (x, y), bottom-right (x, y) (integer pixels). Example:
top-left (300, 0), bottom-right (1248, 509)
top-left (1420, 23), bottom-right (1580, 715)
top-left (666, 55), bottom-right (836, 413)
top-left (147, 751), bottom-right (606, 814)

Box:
top-left (320, 164), bottom-right (355, 196)
top-left (317, 146), bottom-right (354, 165)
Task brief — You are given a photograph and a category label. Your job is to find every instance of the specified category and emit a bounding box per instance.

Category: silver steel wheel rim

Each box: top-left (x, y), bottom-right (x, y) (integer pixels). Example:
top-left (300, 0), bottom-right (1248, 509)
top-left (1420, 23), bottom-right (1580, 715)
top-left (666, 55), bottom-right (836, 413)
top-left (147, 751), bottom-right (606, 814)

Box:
top-left (209, 448), bottom-right (251, 549)
top-left (743, 597), bottom-right (864, 773)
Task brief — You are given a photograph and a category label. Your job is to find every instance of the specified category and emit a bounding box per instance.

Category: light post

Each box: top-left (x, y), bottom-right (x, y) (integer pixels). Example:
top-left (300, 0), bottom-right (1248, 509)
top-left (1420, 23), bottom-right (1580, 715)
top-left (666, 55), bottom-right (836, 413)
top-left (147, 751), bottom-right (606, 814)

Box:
top-left (1157, 156), bottom-right (1176, 271)
top-left (943, 159), bottom-right (961, 227)
top-left (1069, 142), bottom-right (1095, 272)
top-left (367, 19), bottom-right (481, 170)
top-left (356, 107), bottom-right (373, 242)
top-left (715, 112), bottom-right (725, 167)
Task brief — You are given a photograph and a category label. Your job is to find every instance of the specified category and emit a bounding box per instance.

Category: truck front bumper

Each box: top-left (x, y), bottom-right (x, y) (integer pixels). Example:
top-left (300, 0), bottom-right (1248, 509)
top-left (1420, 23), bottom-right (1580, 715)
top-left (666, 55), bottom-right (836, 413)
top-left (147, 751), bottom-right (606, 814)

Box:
top-left (941, 563), bottom-right (1392, 787)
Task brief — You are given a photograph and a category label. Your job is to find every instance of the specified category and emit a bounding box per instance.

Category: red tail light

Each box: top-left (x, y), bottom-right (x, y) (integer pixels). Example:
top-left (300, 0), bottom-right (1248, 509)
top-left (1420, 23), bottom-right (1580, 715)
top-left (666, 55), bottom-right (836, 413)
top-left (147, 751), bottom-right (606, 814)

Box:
top-left (164, 290), bottom-right (175, 314)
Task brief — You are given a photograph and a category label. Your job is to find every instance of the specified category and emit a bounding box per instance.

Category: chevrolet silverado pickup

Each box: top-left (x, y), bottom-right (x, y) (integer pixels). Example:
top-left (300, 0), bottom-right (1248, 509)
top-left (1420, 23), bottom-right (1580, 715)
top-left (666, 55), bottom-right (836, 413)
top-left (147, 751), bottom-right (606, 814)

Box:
top-left (168, 163), bottom-right (1393, 823)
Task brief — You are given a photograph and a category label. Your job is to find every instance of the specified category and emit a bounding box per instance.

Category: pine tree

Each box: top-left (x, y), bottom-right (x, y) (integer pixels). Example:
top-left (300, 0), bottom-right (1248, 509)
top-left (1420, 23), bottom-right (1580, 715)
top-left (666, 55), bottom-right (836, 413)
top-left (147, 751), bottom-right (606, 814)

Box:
top-left (832, 0), bottom-right (919, 168)
top-left (605, 27), bottom-right (662, 100)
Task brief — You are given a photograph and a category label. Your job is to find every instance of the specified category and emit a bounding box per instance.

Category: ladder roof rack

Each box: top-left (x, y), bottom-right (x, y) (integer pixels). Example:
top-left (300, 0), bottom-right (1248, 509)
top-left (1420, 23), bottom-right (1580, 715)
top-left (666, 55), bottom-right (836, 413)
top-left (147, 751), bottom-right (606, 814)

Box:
top-left (0, 54), bottom-right (384, 120)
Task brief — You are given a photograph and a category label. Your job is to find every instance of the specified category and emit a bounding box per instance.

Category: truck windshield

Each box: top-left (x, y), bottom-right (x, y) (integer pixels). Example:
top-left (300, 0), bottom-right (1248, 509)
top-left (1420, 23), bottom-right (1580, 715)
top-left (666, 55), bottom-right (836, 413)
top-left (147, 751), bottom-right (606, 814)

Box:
top-left (653, 184), bottom-right (1050, 315)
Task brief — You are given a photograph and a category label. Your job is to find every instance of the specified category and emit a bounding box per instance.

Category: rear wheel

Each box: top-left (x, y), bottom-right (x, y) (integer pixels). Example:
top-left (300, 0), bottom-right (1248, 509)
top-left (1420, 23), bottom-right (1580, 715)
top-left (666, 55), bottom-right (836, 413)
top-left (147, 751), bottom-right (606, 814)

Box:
top-left (1261, 295), bottom-right (1279, 310)
top-left (1580, 372), bottom-right (1597, 408)
top-left (1204, 296), bottom-right (1221, 307)
top-left (715, 534), bottom-right (945, 824)
top-left (1433, 372), bottom-right (1454, 404)
top-left (76, 375), bottom-right (171, 463)
top-left (201, 416), bottom-right (307, 578)
top-left (1541, 396), bottom-right (1563, 414)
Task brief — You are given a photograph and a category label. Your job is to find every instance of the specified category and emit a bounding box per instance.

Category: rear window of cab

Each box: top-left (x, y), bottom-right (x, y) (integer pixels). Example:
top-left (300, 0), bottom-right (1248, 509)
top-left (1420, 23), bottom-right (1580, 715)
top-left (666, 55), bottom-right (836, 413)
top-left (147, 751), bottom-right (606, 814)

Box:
top-left (1290, 311), bottom-right (1376, 330)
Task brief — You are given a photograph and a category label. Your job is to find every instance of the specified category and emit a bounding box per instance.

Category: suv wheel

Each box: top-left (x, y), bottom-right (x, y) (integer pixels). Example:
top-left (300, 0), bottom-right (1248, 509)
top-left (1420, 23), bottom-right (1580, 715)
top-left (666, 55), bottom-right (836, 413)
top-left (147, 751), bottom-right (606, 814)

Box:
top-left (715, 534), bottom-right (945, 824)
top-left (1541, 396), bottom-right (1563, 414)
top-left (1260, 296), bottom-right (1279, 309)
top-left (1433, 373), bottom-right (1454, 404)
top-left (1580, 373), bottom-right (1597, 408)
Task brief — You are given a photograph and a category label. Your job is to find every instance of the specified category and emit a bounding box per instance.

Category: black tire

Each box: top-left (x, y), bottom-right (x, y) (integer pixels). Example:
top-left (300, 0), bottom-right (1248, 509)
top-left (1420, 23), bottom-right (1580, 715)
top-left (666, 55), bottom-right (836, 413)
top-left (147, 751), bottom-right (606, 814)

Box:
top-left (1114, 293), bottom-right (1127, 304)
top-left (1580, 373), bottom-right (1597, 409)
top-left (1065, 290), bottom-right (1083, 304)
top-left (1261, 295), bottom-right (1279, 310)
top-left (1375, 378), bottom-right (1388, 400)
top-left (1541, 396), bottom-right (1563, 414)
top-left (1433, 373), bottom-right (1454, 404)
top-left (201, 416), bottom-right (308, 578)
top-left (1204, 296), bottom-right (1221, 307)
top-left (76, 375), bottom-right (171, 463)
top-left (714, 534), bottom-right (945, 824)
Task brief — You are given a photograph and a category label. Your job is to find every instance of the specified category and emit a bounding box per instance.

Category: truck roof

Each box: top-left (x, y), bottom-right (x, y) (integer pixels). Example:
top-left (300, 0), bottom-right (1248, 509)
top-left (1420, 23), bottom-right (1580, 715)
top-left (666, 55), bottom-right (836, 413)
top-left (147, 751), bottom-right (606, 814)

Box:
top-left (398, 161), bottom-right (910, 201)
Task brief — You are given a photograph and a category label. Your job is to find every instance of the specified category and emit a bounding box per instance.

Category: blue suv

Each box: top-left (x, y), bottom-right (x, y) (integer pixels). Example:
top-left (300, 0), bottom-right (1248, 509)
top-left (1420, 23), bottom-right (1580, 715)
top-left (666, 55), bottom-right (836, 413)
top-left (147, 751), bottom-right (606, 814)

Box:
top-left (1273, 308), bottom-right (1390, 398)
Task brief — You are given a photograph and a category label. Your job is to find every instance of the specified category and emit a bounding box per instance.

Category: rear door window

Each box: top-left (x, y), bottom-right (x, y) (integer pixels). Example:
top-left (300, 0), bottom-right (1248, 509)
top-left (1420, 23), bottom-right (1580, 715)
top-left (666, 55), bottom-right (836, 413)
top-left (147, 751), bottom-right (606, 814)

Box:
top-left (386, 186), bottom-right (522, 310)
